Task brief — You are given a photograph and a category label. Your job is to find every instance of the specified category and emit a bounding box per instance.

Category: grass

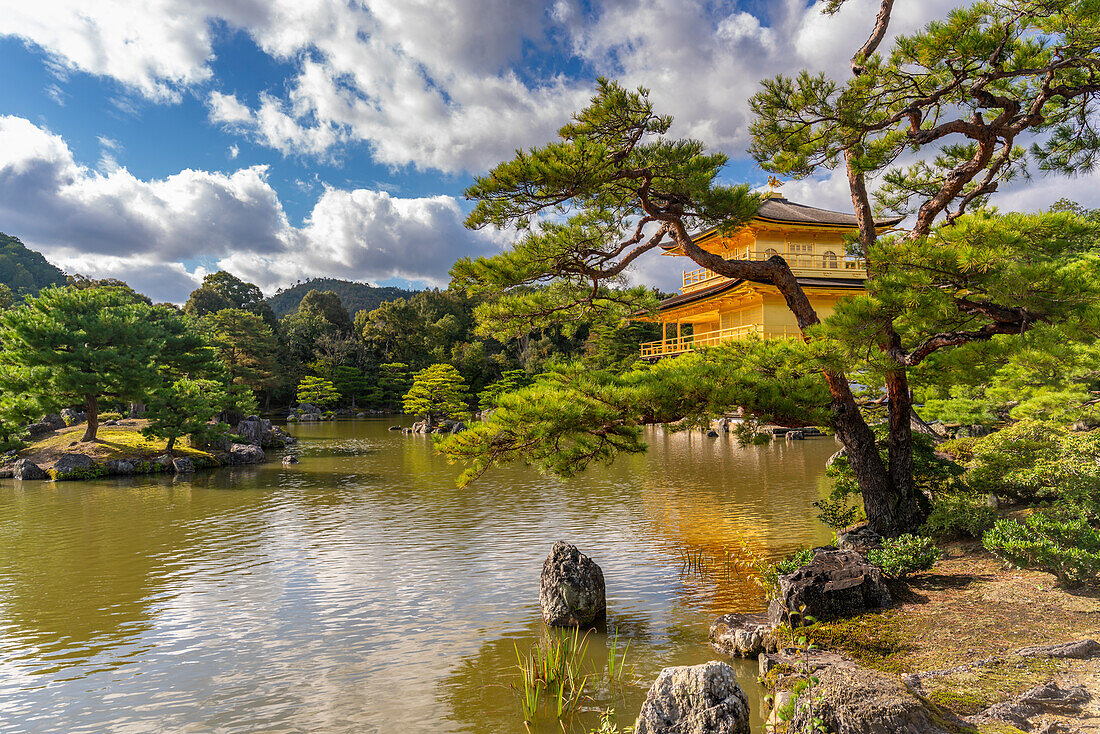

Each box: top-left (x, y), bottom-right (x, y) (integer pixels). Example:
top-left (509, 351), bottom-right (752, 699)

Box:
top-left (20, 423), bottom-right (213, 463)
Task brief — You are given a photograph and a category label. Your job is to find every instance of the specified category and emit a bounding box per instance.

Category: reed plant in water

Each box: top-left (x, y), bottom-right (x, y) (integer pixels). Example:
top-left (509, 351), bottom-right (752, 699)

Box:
top-left (512, 626), bottom-right (593, 724)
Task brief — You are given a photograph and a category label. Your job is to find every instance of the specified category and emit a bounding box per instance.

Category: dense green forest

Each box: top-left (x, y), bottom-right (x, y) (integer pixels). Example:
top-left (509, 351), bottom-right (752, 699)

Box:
top-left (266, 278), bottom-right (416, 318)
top-left (0, 233), bottom-right (66, 299)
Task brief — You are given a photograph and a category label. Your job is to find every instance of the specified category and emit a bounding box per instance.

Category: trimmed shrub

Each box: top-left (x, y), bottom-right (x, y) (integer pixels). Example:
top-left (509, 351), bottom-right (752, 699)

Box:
top-left (983, 508), bottom-right (1100, 586)
top-left (921, 492), bottom-right (996, 540)
top-left (964, 420), bottom-right (1100, 504)
top-left (99, 411), bottom-right (124, 421)
top-left (868, 534), bottom-right (940, 580)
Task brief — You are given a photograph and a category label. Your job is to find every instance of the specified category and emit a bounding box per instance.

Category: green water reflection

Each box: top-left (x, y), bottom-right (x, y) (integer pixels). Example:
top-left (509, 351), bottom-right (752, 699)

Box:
top-left (0, 419), bottom-right (836, 733)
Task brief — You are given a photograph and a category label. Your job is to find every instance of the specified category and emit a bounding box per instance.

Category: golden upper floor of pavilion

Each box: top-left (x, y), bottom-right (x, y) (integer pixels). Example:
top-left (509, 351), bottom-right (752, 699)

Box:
top-left (637, 193), bottom-right (902, 359)
top-left (660, 194), bottom-right (903, 294)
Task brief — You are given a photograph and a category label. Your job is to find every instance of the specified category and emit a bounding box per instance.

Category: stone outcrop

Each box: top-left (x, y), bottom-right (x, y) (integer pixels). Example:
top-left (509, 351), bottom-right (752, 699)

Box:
top-left (40, 414), bottom-right (66, 430)
top-left (968, 681), bottom-right (1091, 731)
top-left (635, 661), bottom-right (750, 734)
top-left (785, 430), bottom-right (804, 440)
top-left (235, 417), bottom-right (292, 448)
top-left (228, 443), bottom-right (265, 465)
top-left (409, 419), bottom-right (467, 435)
top-left (24, 421), bottom-right (55, 438)
top-left (12, 459), bottom-right (48, 480)
top-left (768, 548), bottom-right (891, 626)
top-left (539, 541), bottom-right (606, 628)
top-left (282, 454), bottom-right (299, 465)
top-left (172, 457), bottom-right (195, 473)
top-left (835, 524), bottom-right (884, 555)
top-left (786, 667), bottom-right (970, 734)
top-left (709, 613), bottom-right (776, 658)
top-left (51, 453), bottom-right (98, 479)
top-left (60, 408), bottom-right (85, 425)
top-left (104, 459), bottom-right (135, 475)
top-left (1014, 639), bottom-right (1100, 660)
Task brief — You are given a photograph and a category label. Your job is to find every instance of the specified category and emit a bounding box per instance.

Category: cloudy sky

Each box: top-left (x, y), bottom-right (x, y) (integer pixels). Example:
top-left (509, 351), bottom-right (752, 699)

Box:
top-left (0, 0), bottom-right (1094, 303)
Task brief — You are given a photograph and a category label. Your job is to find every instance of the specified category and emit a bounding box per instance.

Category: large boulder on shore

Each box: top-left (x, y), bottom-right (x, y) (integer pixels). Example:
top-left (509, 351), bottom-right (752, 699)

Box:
top-left (768, 548), bottom-right (891, 626)
top-left (836, 523), bottom-right (884, 556)
top-left (12, 459), bottom-right (48, 480)
top-left (172, 457), bottom-right (195, 473)
top-left (60, 408), bottom-right (85, 426)
top-left (228, 443), bottom-right (265, 465)
top-left (709, 612), bottom-right (776, 658)
top-left (787, 667), bottom-right (970, 734)
top-left (40, 414), bottom-right (66, 430)
top-left (539, 541), bottom-right (606, 628)
top-left (634, 661), bottom-right (750, 734)
top-left (51, 453), bottom-right (98, 479)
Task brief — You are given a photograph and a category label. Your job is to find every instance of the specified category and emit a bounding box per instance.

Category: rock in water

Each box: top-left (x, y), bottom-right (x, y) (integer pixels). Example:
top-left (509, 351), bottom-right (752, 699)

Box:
top-left (228, 443), bottom-right (265, 465)
top-left (282, 455), bottom-right (299, 465)
top-left (709, 613), bottom-right (776, 658)
top-left (768, 548), bottom-right (891, 626)
top-left (539, 541), bottom-right (606, 628)
top-left (635, 661), bottom-right (750, 734)
top-left (787, 667), bottom-right (972, 734)
top-left (12, 459), bottom-right (48, 480)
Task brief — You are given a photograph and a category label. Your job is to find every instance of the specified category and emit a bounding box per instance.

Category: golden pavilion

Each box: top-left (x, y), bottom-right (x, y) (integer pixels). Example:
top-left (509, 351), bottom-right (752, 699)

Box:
top-left (640, 188), bottom-right (902, 359)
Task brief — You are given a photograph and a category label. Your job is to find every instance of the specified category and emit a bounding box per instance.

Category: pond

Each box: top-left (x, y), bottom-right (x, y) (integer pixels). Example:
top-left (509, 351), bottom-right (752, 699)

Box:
top-left (0, 419), bottom-right (837, 733)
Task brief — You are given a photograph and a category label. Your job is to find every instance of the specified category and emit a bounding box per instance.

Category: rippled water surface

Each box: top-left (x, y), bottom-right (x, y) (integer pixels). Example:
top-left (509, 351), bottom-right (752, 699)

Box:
top-left (0, 419), bottom-right (837, 733)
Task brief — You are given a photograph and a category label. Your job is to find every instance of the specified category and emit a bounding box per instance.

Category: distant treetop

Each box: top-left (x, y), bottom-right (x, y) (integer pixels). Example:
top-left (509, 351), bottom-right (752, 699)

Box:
top-left (266, 277), bottom-right (416, 319)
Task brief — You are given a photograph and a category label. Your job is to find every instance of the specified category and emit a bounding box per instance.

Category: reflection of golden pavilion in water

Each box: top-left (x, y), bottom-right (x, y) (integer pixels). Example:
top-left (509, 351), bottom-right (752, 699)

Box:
top-left (641, 182), bottom-right (902, 359)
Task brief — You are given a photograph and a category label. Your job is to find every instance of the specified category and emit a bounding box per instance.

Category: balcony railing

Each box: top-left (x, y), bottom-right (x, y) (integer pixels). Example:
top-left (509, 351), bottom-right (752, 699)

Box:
top-left (682, 253), bottom-right (867, 291)
top-left (640, 324), bottom-right (802, 359)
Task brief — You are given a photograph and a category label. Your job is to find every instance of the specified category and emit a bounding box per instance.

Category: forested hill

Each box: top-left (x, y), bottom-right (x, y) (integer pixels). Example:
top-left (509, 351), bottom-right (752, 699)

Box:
top-left (266, 278), bottom-right (417, 318)
top-left (0, 233), bottom-right (66, 297)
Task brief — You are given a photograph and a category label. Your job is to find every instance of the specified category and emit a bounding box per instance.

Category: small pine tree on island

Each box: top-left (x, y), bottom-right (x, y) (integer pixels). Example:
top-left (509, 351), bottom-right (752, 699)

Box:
top-left (403, 364), bottom-right (472, 427)
top-left (297, 376), bottom-right (341, 410)
top-left (143, 378), bottom-right (231, 453)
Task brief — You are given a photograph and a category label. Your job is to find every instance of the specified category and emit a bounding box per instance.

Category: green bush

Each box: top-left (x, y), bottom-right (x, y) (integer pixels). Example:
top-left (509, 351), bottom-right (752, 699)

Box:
top-left (0, 438), bottom-right (26, 453)
top-left (755, 547), bottom-right (815, 600)
top-left (983, 508), bottom-right (1100, 586)
top-left (813, 495), bottom-right (863, 530)
top-left (867, 534), bottom-right (940, 580)
top-left (99, 411), bottom-right (124, 421)
top-left (964, 420), bottom-right (1100, 504)
top-left (921, 492), bottom-right (996, 539)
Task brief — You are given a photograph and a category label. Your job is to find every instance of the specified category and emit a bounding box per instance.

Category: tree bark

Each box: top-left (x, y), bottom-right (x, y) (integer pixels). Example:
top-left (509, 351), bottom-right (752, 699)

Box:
top-left (166, 435), bottom-right (176, 453)
top-left (884, 368), bottom-right (926, 530)
top-left (81, 394), bottom-right (99, 442)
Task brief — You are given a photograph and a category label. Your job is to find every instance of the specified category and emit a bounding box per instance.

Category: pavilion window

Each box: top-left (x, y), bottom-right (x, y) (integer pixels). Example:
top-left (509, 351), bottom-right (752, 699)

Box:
top-left (822, 250), bottom-right (838, 268)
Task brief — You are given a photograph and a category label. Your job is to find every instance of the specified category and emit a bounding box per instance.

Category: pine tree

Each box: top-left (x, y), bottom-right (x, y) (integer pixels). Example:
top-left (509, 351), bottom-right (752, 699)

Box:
top-left (297, 376), bottom-right (341, 409)
top-left (143, 378), bottom-right (231, 452)
top-left (0, 286), bottom-right (164, 441)
top-left (403, 364), bottom-right (472, 426)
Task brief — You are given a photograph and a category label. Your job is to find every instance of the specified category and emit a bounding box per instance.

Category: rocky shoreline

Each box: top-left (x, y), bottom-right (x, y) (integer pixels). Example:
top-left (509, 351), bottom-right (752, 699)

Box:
top-left (0, 414), bottom-right (294, 481)
top-left (704, 538), bottom-right (1100, 733)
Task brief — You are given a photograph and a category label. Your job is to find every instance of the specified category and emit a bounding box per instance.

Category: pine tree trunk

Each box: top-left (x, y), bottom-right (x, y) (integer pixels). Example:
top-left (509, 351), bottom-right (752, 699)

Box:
top-left (166, 435), bottom-right (176, 453)
top-left (884, 368), bottom-right (926, 530)
top-left (81, 394), bottom-right (99, 442)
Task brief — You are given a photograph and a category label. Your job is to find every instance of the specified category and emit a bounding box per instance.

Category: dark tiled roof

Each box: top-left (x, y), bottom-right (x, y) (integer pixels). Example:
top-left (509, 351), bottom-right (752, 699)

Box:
top-left (661, 196), bottom-right (904, 250)
top-left (658, 276), bottom-right (866, 312)
top-left (752, 197), bottom-right (904, 228)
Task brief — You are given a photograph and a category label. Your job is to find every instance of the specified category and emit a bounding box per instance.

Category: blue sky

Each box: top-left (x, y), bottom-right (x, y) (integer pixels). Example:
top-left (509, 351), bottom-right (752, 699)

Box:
top-left (0, 0), bottom-right (1088, 303)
